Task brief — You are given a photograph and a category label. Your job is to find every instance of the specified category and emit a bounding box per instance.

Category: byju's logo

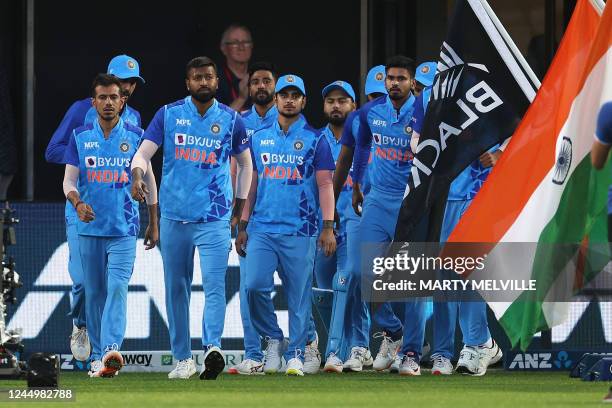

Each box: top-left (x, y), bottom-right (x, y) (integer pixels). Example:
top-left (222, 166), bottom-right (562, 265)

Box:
top-left (175, 133), bottom-right (186, 145)
top-left (85, 156), bottom-right (97, 168)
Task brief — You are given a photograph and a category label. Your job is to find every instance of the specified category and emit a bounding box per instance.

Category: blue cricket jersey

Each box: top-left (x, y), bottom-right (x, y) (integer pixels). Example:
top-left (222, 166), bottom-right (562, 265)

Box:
top-left (248, 116), bottom-right (335, 236)
top-left (321, 125), bottom-right (355, 234)
top-left (339, 110), bottom-right (371, 198)
top-left (242, 105), bottom-right (278, 138)
top-left (143, 97), bottom-right (248, 222)
top-left (47, 98), bottom-right (141, 224)
top-left (595, 102), bottom-right (612, 213)
top-left (411, 87), bottom-right (496, 201)
top-left (352, 95), bottom-right (416, 196)
top-left (63, 118), bottom-right (142, 237)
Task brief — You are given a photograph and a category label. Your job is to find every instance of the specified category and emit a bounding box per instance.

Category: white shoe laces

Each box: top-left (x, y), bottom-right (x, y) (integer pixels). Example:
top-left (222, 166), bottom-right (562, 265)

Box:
top-left (175, 359), bottom-right (192, 372)
top-left (104, 343), bottom-right (119, 353)
top-left (71, 327), bottom-right (88, 346)
top-left (349, 347), bottom-right (365, 362)
top-left (432, 355), bottom-right (447, 368)
top-left (373, 332), bottom-right (392, 358)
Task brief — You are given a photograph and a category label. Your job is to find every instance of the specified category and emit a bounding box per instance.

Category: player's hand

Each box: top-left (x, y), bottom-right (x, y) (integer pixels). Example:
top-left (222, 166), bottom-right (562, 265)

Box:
top-left (230, 198), bottom-right (246, 229)
top-left (144, 223), bottom-right (159, 250)
top-left (352, 185), bottom-right (364, 216)
top-left (236, 230), bottom-right (248, 257)
top-left (479, 150), bottom-right (502, 168)
top-left (76, 202), bottom-right (95, 223)
top-left (131, 179), bottom-right (149, 202)
top-left (318, 228), bottom-right (336, 257)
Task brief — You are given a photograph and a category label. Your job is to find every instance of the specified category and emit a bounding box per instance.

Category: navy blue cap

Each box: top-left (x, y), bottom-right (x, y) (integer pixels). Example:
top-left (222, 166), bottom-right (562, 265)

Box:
top-left (107, 55), bottom-right (145, 83)
top-left (415, 62), bottom-right (437, 87)
top-left (275, 74), bottom-right (306, 95)
top-left (365, 65), bottom-right (387, 96)
top-left (321, 80), bottom-right (356, 100)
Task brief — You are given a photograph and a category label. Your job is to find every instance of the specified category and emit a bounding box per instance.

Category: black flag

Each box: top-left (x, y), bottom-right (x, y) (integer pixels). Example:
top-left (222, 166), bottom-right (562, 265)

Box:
top-left (393, 0), bottom-right (538, 243)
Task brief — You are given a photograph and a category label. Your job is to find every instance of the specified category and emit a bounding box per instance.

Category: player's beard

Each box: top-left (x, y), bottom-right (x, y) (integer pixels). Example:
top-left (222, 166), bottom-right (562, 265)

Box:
top-left (325, 111), bottom-right (347, 126)
top-left (388, 87), bottom-right (407, 101)
top-left (191, 88), bottom-right (216, 103)
top-left (253, 90), bottom-right (273, 106)
top-left (279, 110), bottom-right (301, 119)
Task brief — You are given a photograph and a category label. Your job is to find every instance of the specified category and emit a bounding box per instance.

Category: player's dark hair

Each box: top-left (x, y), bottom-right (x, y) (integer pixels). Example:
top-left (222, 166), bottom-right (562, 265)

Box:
top-left (248, 61), bottom-right (277, 80)
top-left (91, 73), bottom-right (122, 97)
top-left (385, 55), bottom-right (416, 79)
top-left (186, 56), bottom-right (218, 78)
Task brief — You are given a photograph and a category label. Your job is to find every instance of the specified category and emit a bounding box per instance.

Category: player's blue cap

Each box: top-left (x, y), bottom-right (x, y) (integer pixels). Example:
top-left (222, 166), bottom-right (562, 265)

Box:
top-left (415, 61), bottom-right (437, 87)
top-left (321, 80), bottom-right (356, 100)
top-left (275, 74), bottom-right (306, 96)
top-left (365, 65), bottom-right (387, 96)
top-left (107, 54), bottom-right (145, 83)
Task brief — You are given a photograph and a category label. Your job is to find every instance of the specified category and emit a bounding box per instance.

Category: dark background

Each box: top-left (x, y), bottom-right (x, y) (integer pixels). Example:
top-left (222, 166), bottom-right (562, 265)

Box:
top-left (2, 0), bottom-right (573, 200)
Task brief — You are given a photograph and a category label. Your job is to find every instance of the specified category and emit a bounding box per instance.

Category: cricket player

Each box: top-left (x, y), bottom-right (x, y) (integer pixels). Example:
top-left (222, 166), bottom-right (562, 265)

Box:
top-left (351, 56), bottom-right (427, 376)
top-left (228, 61), bottom-right (280, 375)
top-left (330, 65), bottom-right (386, 373)
top-left (46, 55), bottom-right (145, 362)
top-left (410, 61), bottom-right (503, 376)
top-left (303, 80), bottom-right (356, 374)
top-left (236, 74), bottom-right (336, 377)
top-left (591, 102), bottom-right (612, 242)
top-left (62, 73), bottom-right (158, 378)
top-left (131, 56), bottom-right (252, 380)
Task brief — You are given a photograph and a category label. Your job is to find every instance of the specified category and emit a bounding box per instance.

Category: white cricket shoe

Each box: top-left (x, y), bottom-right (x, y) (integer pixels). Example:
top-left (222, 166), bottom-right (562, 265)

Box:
top-left (399, 353), bottom-right (421, 376)
top-left (456, 346), bottom-right (483, 376)
top-left (168, 358), bottom-right (196, 379)
top-left (285, 358), bottom-right (304, 376)
top-left (480, 339), bottom-right (503, 368)
top-left (264, 337), bottom-right (288, 373)
top-left (373, 332), bottom-right (402, 371)
top-left (200, 346), bottom-right (225, 380)
top-left (70, 325), bottom-right (91, 362)
top-left (343, 346), bottom-right (373, 372)
top-left (431, 355), bottom-right (453, 375)
top-left (390, 354), bottom-right (401, 373)
top-left (228, 358), bottom-right (264, 375)
top-left (88, 360), bottom-right (103, 378)
top-left (323, 353), bottom-right (343, 373)
top-left (303, 333), bottom-right (321, 374)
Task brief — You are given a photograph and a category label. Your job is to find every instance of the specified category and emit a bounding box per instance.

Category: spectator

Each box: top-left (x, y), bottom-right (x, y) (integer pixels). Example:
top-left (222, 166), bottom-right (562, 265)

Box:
top-left (217, 23), bottom-right (253, 112)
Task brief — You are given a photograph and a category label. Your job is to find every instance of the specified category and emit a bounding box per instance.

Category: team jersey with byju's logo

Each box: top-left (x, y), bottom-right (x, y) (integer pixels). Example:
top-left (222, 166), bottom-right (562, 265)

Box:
top-left (412, 87), bottom-right (497, 201)
top-left (63, 118), bottom-right (142, 237)
top-left (242, 105), bottom-right (278, 138)
top-left (249, 116), bottom-right (335, 236)
top-left (47, 98), bottom-right (141, 224)
top-left (144, 97), bottom-right (248, 222)
top-left (353, 95), bottom-right (416, 196)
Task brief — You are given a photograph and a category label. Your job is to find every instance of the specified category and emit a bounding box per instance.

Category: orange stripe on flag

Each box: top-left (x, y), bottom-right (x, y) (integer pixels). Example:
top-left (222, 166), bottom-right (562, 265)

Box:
top-left (448, 0), bottom-right (603, 244)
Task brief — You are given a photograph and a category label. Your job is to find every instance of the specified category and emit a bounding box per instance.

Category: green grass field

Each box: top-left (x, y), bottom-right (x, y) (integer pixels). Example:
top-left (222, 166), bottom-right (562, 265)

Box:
top-left (0, 370), bottom-right (609, 407)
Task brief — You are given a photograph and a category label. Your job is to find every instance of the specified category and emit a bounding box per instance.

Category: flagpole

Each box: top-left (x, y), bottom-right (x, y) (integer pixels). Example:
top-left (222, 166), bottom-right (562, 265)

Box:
top-left (478, 0), bottom-right (541, 90)
top-left (467, 0), bottom-right (538, 101)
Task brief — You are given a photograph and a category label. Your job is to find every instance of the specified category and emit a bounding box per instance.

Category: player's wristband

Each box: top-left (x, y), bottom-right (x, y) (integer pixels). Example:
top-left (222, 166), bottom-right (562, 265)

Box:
top-left (238, 220), bottom-right (248, 232)
top-left (322, 220), bottom-right (334, 230)
top-left (75, 201), bottom-right (85, 210)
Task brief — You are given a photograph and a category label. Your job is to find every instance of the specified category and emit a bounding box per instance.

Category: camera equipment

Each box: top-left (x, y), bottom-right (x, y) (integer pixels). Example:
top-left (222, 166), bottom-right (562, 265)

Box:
top-left (0, 202), bottom-right (26, 379)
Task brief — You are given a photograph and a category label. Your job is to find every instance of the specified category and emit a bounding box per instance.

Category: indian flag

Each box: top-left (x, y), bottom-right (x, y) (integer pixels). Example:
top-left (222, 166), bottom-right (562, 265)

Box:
top-left (447, 0), bottom-right (611, 350)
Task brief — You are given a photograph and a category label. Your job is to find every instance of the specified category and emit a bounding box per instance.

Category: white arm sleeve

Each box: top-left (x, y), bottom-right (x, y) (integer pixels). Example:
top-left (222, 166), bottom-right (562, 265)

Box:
top-left (143, 161), bottom-right (158, 205)
top-left (131, 140), bottom-right (159, 173)
top-left (63, 165), bottom-right (80, 197)
top-left (233, 149), bottom-right (253, 200)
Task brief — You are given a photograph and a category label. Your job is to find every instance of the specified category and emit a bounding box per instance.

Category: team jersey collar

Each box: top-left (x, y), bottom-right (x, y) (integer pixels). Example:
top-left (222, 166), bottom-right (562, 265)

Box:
top-left (94, 116), bottom-right (124, 140)
top-left (251, 104), bottom-right (277, 121)
top-left (185, 96), bottom-right (219, 118)
top-left (323, 124), bottom-right (340, 145)
top-left (274, 114), bottom-right (306, 137)
top-left (385, 94), bottom-right (415, 123)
